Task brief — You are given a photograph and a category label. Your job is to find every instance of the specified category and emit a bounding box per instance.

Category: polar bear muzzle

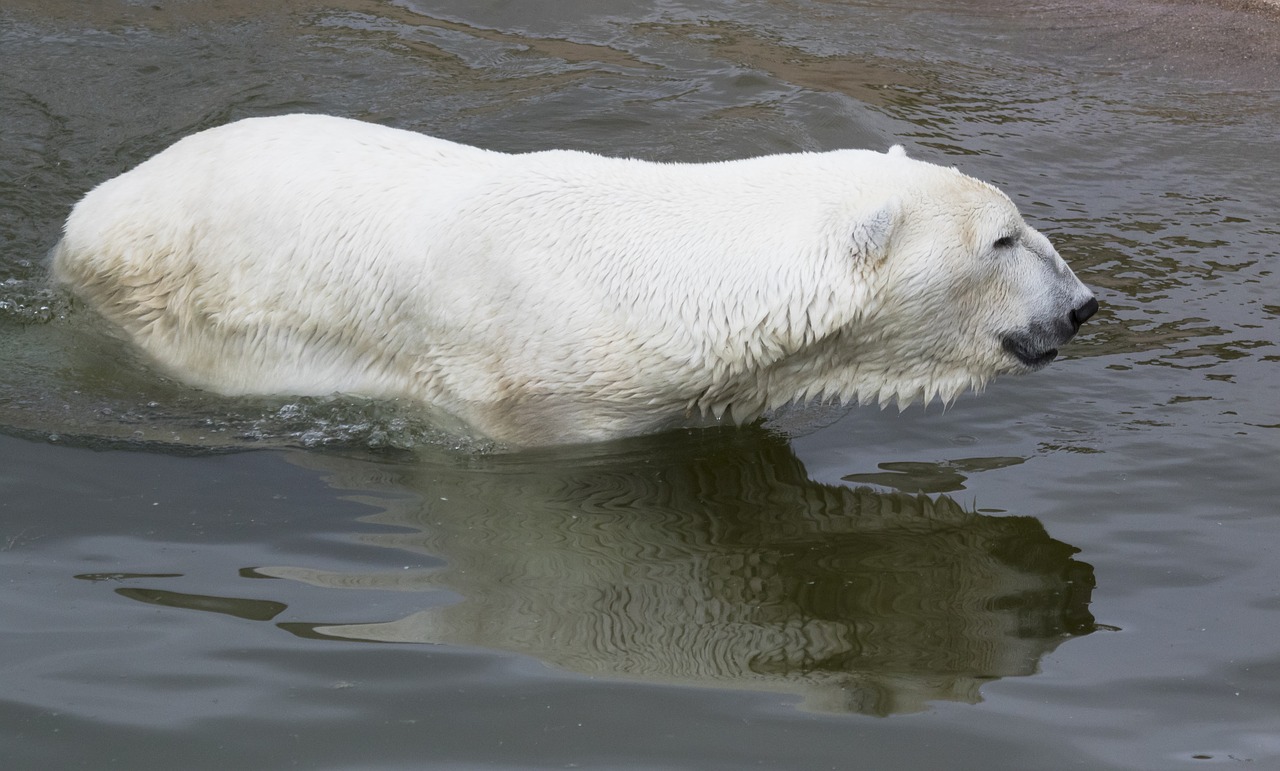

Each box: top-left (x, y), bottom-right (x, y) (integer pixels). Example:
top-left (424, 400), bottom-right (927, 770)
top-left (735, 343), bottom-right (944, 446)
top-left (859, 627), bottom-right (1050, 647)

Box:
top-left (1002, 295), bottom-right (1099, 370)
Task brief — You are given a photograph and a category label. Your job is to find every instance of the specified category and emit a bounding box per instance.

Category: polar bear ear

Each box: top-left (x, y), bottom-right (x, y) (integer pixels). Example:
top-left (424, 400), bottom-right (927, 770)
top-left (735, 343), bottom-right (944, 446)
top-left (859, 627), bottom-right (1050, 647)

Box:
top-left (887, 144), bottom-right (908, 158)
top-left (850, 198), bottom-right (900, 262)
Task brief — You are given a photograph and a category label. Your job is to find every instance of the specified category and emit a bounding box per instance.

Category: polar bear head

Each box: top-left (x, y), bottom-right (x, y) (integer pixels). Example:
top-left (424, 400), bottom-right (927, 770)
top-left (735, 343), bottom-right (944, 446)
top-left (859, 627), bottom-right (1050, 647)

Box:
top-left (770, 148), bottom-right (1098, 412)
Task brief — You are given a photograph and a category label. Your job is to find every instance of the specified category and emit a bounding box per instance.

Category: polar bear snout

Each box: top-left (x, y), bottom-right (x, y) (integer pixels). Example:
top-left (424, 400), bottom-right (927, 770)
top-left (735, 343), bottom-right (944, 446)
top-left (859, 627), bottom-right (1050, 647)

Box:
top-left (1002, 294), bottom-right (1098, 371)
top-left (1070, 296), bottom-right (1099, 332)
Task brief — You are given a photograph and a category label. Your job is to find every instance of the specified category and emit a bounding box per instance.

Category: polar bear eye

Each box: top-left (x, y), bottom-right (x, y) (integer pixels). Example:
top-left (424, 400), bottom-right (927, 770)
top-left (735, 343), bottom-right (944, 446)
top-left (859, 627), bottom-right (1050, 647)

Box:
top-left (993, 235), bottom-right (1017, 249)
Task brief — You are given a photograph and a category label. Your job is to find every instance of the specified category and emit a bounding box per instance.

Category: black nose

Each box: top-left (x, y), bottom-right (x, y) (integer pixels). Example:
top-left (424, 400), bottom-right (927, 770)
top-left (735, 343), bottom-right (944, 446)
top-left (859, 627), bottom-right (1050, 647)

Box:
top-left (1069, 297), bottom-right (1099, 332)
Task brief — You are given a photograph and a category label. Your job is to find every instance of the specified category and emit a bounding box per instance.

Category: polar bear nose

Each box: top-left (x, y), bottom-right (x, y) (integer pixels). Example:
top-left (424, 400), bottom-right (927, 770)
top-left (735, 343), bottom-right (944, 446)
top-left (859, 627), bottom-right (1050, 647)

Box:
top-left (1069, 297), bottom-right (1099, 332)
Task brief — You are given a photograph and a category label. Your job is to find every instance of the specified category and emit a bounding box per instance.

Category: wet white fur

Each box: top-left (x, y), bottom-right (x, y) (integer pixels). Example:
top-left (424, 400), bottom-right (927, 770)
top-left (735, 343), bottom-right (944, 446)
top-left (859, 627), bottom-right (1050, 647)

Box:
top-left (53, 114), bottom-right (1093, 446)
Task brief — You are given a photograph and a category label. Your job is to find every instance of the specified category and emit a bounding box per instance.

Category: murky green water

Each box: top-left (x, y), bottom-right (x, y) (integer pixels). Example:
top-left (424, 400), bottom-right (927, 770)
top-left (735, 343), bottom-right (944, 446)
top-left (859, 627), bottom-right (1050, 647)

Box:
top-left (3, 0), bottom-right (1279, 768)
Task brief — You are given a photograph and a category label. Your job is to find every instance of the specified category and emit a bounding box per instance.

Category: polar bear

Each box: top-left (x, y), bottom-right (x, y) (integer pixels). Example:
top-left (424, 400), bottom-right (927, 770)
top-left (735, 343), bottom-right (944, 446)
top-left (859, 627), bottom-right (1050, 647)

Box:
top-left (53, 114), bottom-right (1097, 446)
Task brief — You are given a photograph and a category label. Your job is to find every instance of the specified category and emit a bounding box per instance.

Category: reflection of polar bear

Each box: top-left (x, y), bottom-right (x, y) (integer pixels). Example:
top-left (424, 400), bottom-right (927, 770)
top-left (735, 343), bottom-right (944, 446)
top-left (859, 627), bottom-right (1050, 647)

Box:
top-left (54, 114), bottom-right (1097, 445)
top-left (258, 429), bottom-right (1097, 715)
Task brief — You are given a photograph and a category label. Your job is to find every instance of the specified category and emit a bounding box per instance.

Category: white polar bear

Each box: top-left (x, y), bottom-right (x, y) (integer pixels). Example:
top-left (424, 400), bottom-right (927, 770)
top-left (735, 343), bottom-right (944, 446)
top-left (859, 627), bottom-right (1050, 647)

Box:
top-left (53, 114), bottom-right (1097, 446)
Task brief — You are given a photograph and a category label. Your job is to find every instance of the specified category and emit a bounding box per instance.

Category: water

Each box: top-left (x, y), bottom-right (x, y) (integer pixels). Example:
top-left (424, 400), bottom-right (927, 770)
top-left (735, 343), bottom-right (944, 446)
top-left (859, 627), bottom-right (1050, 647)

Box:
top-left (2, 0), bottom-right (1279, 768)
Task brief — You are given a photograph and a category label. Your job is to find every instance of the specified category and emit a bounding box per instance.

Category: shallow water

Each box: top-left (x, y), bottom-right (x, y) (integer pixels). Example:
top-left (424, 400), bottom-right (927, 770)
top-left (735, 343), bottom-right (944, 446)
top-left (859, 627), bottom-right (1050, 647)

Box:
top-left (3, 0), bottom-right (1279, 768)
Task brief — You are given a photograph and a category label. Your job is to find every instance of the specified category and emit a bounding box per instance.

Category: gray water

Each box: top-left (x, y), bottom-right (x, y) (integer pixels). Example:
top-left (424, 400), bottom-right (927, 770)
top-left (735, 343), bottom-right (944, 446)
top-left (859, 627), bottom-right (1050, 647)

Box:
top-left (3, 0), bottom-right (1279, 768)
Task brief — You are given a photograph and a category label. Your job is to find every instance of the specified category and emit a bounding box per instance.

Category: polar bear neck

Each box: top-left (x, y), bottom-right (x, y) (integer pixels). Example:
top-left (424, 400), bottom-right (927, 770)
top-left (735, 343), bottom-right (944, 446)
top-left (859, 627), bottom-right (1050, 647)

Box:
top-left (469, 150), bottom-right (983, 427)
top-left (688, 308), bottom-right (991, 423)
